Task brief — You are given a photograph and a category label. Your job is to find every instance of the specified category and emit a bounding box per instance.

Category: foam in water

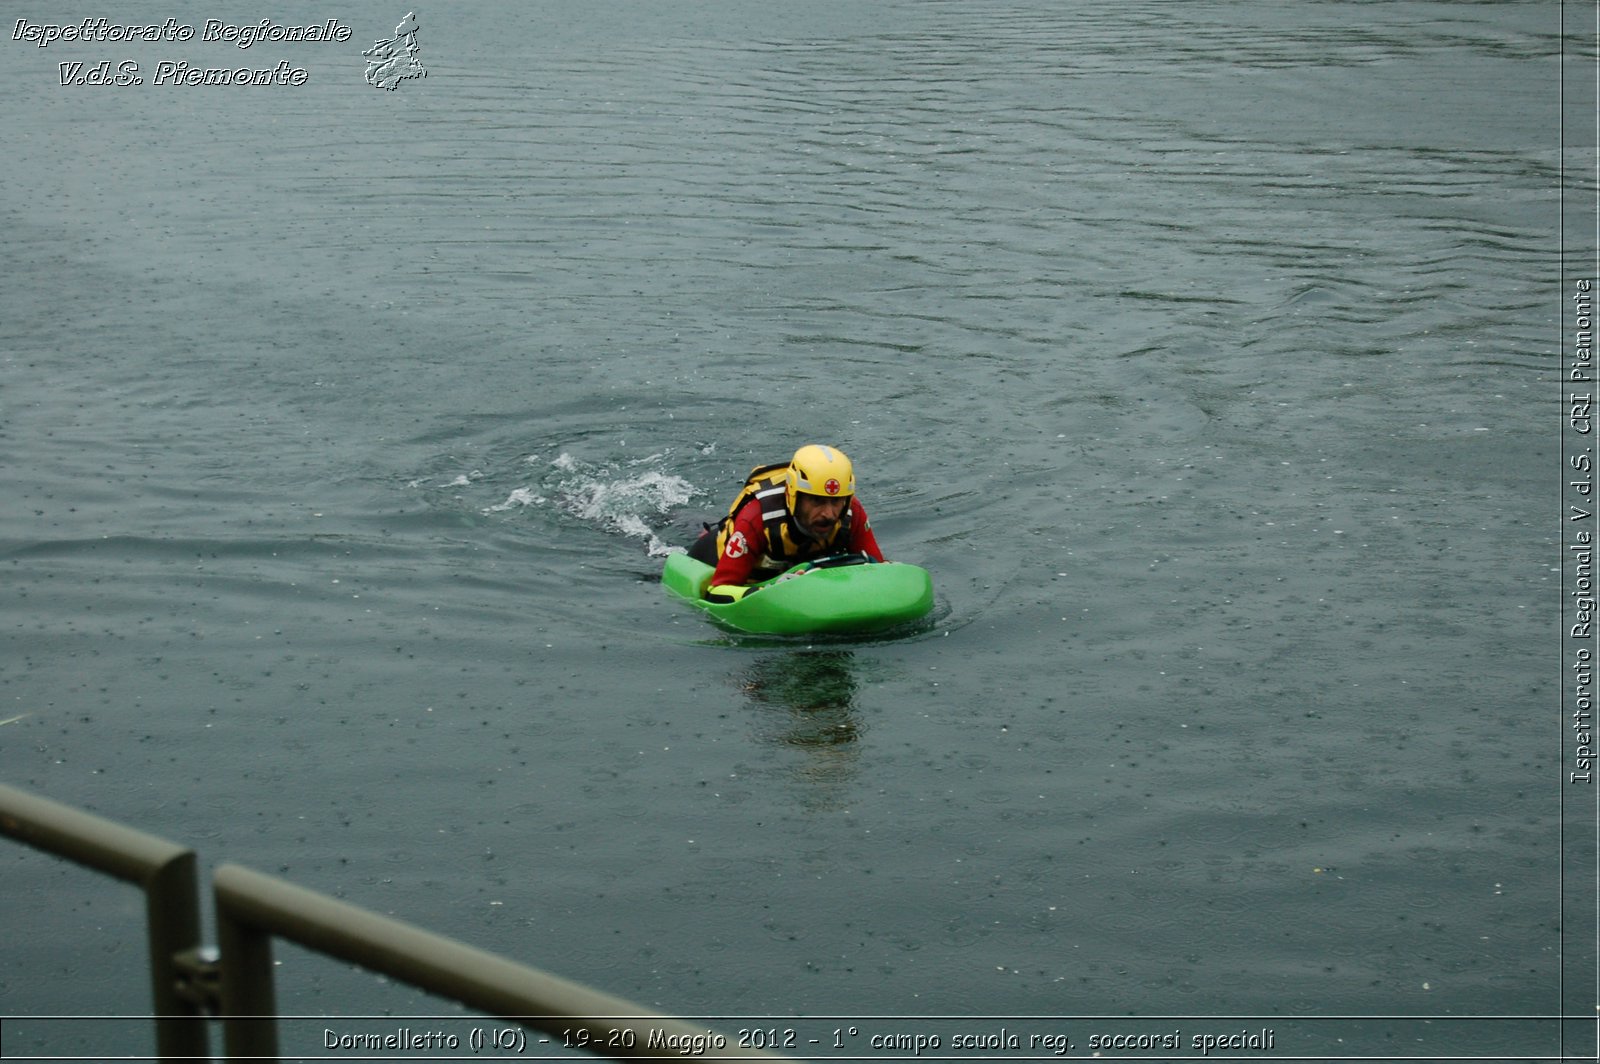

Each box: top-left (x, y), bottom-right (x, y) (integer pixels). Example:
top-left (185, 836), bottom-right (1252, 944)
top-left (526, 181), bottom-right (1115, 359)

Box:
top-left (467, 451), bottom-right (700, 556)
top-left (549, 454), bottom-right (697, 557)
top-left (482, 487), bottom-right (544, 513)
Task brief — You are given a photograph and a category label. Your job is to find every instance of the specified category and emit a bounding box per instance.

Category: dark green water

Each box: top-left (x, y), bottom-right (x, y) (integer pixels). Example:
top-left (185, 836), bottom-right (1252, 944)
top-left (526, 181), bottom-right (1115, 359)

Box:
top-left (0, 1), bottom-right (1582, 1059)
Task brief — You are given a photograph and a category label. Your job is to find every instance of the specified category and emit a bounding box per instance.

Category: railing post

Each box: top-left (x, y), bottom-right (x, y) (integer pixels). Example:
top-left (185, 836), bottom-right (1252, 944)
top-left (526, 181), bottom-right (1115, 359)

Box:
top-left (0, 783), bottom-right (210, 1064)
top-left (214, 882), bottom-right (281, 1063)
top-left (144, 847), bottom-right (208, 1061)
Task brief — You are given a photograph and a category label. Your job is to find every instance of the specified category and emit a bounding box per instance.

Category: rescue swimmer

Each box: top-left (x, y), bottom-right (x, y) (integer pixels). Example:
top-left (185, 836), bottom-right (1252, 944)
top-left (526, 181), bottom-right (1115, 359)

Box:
top-left (687, 444), bottom-right (885, 603)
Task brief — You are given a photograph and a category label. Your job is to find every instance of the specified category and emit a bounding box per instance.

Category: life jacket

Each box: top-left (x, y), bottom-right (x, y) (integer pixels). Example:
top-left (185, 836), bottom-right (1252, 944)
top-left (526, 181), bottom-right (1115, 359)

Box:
top-left (713, 461), bottom-right (852, 571)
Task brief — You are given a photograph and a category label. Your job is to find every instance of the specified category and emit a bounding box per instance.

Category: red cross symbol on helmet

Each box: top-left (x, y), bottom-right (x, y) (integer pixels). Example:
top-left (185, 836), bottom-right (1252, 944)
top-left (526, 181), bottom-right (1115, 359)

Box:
top-left (824, 478), bottom-right (841, 495)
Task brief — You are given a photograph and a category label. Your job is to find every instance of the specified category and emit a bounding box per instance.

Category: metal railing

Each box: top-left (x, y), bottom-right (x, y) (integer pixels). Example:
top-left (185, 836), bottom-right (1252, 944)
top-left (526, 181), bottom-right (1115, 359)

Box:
top-left (1, 783), bottom-right (786, 1063)
top-left (0, 782), bottom-right (209, 1061)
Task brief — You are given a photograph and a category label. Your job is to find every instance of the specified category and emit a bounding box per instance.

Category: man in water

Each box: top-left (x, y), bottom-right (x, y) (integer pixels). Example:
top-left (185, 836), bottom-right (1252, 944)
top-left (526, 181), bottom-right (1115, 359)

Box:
top-left (688, 444), bottom-right (885, 602)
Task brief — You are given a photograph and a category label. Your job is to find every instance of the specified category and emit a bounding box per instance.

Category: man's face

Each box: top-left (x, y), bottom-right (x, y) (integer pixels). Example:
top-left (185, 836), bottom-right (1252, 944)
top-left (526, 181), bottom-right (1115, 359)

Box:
top-left (794, 493), bottom-right (848, 538)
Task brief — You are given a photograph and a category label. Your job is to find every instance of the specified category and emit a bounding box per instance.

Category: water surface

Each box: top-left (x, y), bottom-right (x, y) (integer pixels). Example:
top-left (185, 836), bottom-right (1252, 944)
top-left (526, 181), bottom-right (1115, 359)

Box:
top-left (0, 1), bottom-right (1568, 1059)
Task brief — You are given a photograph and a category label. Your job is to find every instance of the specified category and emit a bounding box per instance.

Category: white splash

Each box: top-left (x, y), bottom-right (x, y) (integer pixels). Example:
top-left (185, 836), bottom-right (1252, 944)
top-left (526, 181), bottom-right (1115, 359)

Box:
top-left (481, 487), bottom-right (544, 514)
top-left (549, 453), bottom-right (698, 555)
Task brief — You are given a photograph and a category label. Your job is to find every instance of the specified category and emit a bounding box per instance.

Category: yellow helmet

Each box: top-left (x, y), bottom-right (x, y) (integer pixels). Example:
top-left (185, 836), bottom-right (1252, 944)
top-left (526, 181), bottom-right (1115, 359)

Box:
top-left (785, 444), bottom-right (855, 510)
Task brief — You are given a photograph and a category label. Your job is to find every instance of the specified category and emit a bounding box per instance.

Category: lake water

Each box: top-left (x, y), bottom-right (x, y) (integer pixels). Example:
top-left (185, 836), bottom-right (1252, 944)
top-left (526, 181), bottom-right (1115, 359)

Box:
top-left (0, 1), bottom-right (1585, 1060)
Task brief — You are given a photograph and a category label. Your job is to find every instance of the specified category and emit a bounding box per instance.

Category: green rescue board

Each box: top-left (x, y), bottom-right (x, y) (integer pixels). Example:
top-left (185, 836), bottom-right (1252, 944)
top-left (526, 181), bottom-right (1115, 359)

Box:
top-left (662, 552), bottom-right (934, 636)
